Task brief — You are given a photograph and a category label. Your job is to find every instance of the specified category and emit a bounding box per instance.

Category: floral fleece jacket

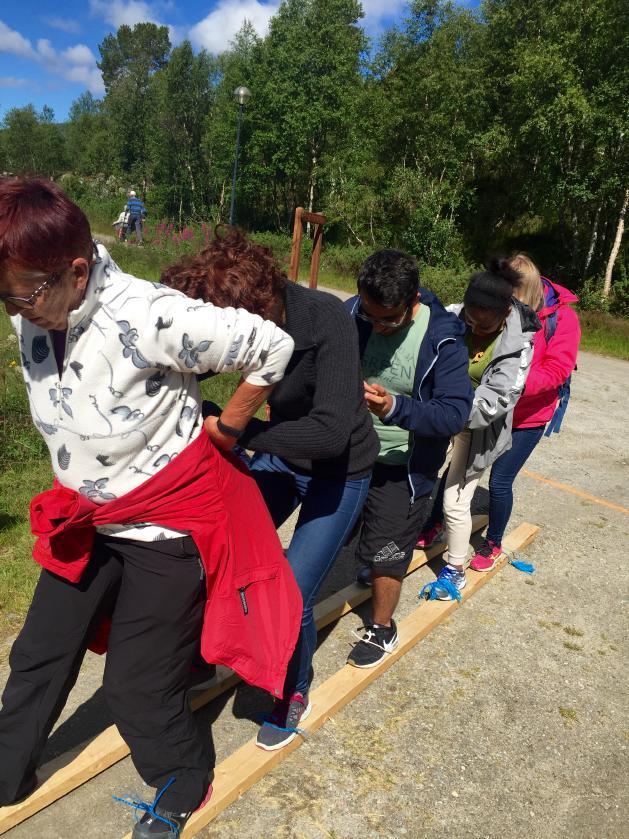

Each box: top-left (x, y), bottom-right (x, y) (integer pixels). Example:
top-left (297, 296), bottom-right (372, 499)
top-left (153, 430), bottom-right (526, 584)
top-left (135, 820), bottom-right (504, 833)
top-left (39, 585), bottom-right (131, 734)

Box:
top-left (11, 243), bottom-right (294, 541)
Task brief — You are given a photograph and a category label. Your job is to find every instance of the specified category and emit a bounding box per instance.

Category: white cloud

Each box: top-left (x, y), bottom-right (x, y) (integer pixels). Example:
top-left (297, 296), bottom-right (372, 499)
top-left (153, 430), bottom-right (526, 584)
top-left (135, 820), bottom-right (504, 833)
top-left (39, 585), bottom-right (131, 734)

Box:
top-left (42, 16), bottom-right (82, 35)
top-left (0, 76), bottom-right (29, 88)
top-left (360, 0), bottom-right (409, 39)
top-left (189, 0), bottom-right (279, 54)
top-left (62, 44), bottom-right (97, 65)
top-left (89, 0), bottom-right (162, 29)
top-left (0, 20), bottom-right (37, 59)
top-left (361, 0), bottom-right (407, 18)
top-left (36, 39), bottom-right (57, 63)
top-left (89, 0), bottom-right (181, 44)
top-left (0, 19), bottom-right (104, 95)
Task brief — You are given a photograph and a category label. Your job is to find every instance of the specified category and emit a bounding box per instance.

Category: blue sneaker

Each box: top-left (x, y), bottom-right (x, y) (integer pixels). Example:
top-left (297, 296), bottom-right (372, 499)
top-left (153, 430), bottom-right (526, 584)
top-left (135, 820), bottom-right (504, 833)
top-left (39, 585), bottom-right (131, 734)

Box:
top-left (433, 565), bottom-right (466, 601)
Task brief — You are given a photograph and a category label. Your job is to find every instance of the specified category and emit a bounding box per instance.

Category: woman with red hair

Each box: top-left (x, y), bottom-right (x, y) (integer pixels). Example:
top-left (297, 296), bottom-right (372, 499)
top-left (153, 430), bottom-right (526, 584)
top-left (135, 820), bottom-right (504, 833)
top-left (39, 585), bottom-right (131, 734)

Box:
top-left (162, 228), bottom-right (379, 751)
top-left (0, 178), bottom-right (299, 839)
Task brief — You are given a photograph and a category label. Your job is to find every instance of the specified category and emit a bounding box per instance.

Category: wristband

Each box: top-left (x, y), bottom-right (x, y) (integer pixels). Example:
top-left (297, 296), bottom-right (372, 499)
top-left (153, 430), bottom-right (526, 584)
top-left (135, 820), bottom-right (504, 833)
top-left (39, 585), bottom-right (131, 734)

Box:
top-left (217, 417), bottom-right (245, 439)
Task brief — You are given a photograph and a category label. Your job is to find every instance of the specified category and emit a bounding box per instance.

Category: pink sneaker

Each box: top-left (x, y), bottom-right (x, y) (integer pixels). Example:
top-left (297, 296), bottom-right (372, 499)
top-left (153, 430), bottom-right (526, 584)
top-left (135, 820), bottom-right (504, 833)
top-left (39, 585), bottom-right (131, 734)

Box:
top-left (416, 522), bottom-right (444, 549)
top-left (470, 539), bottom-right (503, 572)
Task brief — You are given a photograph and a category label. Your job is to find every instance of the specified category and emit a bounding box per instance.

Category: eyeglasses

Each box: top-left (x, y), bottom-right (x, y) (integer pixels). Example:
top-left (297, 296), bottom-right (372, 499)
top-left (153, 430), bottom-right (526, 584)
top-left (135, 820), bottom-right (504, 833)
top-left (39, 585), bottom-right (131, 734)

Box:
top-left (356, 304), bottom-right (410, 329)
top-left (0, 273), bottom-right (58, 310)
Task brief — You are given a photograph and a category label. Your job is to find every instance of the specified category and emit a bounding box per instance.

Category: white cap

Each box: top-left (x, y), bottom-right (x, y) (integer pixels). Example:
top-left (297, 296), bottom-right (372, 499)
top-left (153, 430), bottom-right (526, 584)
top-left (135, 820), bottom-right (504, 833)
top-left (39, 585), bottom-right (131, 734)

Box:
top-left (129, 190), bottom-right (137, 197)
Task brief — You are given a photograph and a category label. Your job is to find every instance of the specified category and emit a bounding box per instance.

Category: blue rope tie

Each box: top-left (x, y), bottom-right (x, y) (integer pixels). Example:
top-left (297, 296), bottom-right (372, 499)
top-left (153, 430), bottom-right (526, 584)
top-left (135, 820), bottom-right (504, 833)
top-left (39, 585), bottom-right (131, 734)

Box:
top-left (113, 776), bottom-right (180, 836)
top-left (508, 551), bottom-right (535, 574)
top-left (260, 721), bottom-right (307, 737)
top-left (419, 576), bottom-right (463, 602)
top-left (258, 709), bottom-right (308, 738)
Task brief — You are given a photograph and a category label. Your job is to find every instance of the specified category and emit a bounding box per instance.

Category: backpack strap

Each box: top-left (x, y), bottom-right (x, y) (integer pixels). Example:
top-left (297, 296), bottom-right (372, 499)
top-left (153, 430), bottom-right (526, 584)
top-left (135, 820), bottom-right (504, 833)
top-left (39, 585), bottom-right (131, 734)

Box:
top-left (544, 375), bottom-right (571, 436)
top-left (541, 278), bottom-right (571, 435)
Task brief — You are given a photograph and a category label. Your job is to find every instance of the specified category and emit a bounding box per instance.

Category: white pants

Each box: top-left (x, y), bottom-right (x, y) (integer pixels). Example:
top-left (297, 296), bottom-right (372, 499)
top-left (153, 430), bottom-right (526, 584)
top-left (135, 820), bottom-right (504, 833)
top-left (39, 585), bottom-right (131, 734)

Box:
top-left (443, 429), bottom-right (484, 566)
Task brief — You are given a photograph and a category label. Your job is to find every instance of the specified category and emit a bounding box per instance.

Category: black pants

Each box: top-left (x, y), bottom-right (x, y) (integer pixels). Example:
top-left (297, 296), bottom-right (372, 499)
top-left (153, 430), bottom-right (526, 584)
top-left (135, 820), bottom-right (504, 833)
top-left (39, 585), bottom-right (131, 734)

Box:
top-left (0, 535), bottom-right (208, 812)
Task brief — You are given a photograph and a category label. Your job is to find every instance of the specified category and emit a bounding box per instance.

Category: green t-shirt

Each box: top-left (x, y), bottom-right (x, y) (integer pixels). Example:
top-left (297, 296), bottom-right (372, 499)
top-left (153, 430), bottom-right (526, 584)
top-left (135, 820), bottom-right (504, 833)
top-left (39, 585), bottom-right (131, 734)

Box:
top-left (465, 330), bottom-right (500, 389)
top-left (362, 304), bottom-right (430, 465)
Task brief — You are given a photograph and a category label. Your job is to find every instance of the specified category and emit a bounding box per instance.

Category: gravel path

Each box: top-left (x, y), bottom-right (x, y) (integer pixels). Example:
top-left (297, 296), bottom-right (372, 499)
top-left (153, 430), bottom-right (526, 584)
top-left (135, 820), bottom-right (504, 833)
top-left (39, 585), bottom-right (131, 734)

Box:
top-left (1, 349), bottom-right (627, 839)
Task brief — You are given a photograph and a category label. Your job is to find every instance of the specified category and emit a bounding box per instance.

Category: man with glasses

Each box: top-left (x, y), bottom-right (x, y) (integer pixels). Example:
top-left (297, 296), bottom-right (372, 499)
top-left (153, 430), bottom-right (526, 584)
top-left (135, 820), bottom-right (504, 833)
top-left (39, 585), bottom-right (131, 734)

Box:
top-left (0, 177), bottom-right (300, 838)
top-left (346, 250), bottom-right (473, 667)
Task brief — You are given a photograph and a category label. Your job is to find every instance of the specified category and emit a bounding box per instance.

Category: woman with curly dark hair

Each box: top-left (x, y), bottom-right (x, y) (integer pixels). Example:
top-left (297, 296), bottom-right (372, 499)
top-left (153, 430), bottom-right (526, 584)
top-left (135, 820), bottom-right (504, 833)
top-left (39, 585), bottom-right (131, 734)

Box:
top-left (161, 228), bottom-right (379, 751)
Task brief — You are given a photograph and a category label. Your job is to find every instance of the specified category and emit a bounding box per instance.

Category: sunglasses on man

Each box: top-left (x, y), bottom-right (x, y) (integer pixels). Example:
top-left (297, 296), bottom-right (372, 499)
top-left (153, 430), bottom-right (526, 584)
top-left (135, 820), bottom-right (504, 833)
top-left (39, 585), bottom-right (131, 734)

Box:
top-left (356, 303), bottom-right (411, 329)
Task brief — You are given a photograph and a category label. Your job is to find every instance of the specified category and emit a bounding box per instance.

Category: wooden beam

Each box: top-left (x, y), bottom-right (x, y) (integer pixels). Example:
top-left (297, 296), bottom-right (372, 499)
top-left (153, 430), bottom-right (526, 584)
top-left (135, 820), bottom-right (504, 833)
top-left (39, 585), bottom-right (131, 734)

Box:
top-left (301, 210), bottom-right (326, 226)
top-left (309, 224), bottom-right (323, 289)
top-left (0, 516), bottom-right (488, 834)
top-left (288, 206), bottom-right (304, 282)
top-left (122, 521), bottom-right (539, 839)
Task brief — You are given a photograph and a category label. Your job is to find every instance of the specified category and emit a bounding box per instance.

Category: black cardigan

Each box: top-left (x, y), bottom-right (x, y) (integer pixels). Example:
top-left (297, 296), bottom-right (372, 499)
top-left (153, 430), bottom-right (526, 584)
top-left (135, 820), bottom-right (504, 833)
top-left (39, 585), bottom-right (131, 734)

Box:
top-left (239, 281), bottom-right (379, 480)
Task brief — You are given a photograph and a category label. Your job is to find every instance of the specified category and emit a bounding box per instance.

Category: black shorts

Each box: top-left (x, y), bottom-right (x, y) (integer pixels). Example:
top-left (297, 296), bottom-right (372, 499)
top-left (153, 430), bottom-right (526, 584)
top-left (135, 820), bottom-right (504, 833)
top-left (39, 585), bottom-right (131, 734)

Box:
top-left (356, 462), bottom-right (431, 576)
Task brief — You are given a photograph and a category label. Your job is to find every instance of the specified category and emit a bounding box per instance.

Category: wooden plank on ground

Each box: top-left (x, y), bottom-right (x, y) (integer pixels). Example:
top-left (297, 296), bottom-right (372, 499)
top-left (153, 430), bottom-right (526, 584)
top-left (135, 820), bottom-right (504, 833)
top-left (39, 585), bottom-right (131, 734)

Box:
top-left (122, 521), bottom-right (539, 839)
top-left (0, 516), bottom-right (488, 834)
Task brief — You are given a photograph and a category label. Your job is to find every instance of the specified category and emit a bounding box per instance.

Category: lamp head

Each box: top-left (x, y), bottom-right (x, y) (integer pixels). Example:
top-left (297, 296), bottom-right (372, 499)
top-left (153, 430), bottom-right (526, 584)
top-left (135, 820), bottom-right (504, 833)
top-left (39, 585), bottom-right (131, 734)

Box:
top-left (233, 85), bottom-right (252, 106)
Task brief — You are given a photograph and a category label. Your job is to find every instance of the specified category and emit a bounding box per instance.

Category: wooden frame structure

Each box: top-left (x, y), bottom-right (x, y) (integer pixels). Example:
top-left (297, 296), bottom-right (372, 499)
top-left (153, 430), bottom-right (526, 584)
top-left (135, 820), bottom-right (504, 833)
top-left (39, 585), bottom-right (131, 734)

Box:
top-left (288, 206), bottom-right (326, 289)
top-left (0, 517), bottom-right (489, 834)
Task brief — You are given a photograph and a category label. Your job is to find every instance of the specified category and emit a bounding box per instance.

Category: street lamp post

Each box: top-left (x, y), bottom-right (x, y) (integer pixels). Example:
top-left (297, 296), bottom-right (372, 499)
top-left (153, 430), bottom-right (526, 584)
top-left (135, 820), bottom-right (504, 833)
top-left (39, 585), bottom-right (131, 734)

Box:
top-left (228, 85), bottom-right (251, 226)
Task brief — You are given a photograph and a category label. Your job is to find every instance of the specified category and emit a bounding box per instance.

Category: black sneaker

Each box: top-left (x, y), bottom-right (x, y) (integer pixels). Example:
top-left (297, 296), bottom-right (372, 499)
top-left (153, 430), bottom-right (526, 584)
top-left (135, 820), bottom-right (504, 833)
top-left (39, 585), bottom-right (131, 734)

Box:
top-left (131, 783), bottom-right (212, 838)
top-left (132, 806), bottom-right (190, 838)
top-left (256, 692), bottom-right (312, 751)
top-left (347, 620), bottom-right (398, 668)
top-left (356, 565), bottom-right (372, 586)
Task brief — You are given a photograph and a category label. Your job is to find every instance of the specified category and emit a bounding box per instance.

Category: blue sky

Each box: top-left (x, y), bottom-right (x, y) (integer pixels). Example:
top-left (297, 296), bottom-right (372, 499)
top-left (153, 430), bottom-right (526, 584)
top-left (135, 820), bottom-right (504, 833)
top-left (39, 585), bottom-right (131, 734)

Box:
top-left (0, 1), bottom-right (477, 121)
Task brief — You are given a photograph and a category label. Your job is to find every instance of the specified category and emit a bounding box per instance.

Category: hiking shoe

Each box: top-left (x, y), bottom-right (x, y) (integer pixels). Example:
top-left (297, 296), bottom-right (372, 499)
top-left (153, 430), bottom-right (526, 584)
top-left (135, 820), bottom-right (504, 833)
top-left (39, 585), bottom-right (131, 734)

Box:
top-left (470, 539), bottom-right (503, 572)
top-left (256, 693), bottom-right (312, 751)
top-left (416, 522), bottom-right (444, 549)
top-left (131, 785), bottom-right (212, 838)
top-left (347, 620), bottom-right (398, 668)
top-left (433, 565), bottom-right (466, 601)
top-left (132, 807), bottom-right (190, 838)
top-left (356, 565), bottom-right (372, 587)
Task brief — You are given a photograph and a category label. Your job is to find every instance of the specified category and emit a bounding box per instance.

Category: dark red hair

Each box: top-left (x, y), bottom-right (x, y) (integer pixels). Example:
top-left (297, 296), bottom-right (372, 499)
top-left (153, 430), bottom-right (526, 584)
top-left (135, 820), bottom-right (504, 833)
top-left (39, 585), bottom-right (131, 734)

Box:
top-left (0, 177), bottom-right (92, 275)
top-left (160, 227), bottom-right (287, 322)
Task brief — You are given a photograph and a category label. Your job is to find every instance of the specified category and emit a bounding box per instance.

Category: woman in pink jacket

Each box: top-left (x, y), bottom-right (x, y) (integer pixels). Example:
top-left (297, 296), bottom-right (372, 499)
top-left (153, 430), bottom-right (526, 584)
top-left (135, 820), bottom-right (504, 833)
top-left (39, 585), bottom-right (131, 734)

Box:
top-left (470, 254), bottom-right (581, 569)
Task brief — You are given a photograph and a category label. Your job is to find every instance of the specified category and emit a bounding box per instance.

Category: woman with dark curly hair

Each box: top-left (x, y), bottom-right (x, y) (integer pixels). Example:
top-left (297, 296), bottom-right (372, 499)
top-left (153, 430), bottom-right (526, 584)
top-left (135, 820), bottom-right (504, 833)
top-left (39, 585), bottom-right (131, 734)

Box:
top-left (161, 228), bottom-right (379, 751)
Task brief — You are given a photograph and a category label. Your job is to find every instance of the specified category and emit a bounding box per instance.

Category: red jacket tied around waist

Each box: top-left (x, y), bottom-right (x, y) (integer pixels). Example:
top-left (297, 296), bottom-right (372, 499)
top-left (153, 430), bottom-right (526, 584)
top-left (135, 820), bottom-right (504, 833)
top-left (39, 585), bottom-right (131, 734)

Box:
top-left (29, 432), bottom-right (302, 698)
top-left (513, 278), bottom-right (581, 429)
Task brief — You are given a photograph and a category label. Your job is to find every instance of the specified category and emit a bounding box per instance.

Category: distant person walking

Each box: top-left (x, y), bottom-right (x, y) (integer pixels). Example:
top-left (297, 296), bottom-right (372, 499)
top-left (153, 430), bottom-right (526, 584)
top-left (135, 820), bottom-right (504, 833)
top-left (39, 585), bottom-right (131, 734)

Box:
top-left (124, 190), bottom-right (147, 244)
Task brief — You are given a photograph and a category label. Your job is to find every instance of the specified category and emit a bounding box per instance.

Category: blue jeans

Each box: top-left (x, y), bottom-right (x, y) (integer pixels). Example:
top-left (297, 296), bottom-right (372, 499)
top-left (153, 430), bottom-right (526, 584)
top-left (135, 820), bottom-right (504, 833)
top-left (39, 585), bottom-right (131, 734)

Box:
top-left (126, 214), bottom-right (143, 243)
top-left (248, 453), bottom-right (371, 697)
top-left (487, 426), bottom-right (545, 545)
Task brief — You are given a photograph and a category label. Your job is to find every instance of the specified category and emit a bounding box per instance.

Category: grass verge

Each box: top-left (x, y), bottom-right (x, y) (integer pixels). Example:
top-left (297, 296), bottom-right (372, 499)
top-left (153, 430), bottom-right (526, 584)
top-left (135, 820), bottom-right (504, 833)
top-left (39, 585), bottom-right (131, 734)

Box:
top-left (577, 311), bottom-right (629, 360)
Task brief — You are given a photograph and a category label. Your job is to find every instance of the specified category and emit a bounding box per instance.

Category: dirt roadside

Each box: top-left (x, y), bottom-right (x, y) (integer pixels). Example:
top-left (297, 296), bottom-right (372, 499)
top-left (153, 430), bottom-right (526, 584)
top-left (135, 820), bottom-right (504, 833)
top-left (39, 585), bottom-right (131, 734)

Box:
top-left (1, 349), bottom-right (627, 839)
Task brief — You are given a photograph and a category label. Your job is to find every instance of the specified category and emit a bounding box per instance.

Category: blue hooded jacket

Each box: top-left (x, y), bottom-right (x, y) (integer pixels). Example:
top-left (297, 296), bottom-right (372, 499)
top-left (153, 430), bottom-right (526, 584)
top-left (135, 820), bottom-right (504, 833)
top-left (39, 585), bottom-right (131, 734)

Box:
top-left (346, 288), bottom-right (473, 502)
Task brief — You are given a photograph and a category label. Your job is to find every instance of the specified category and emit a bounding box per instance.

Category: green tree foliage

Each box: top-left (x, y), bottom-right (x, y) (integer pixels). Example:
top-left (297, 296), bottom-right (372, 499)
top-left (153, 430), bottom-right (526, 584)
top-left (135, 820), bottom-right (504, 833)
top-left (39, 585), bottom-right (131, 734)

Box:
top-left (0, 105), bottom-right (67, 176)
top-left (203, 22), bottom-right (262, 223)
top-left (148, 41), bottom-right (215, 222)
top-left (1, 0), bottom-right (626, 296)
top-left (65, 93), bottom-right (115, 175)
top-left (97, 23), bottom-right (171, 184)
top-left (478, 0), bottom-right (629, 278)
top-left (250, 0), bottom-right (367, 230)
